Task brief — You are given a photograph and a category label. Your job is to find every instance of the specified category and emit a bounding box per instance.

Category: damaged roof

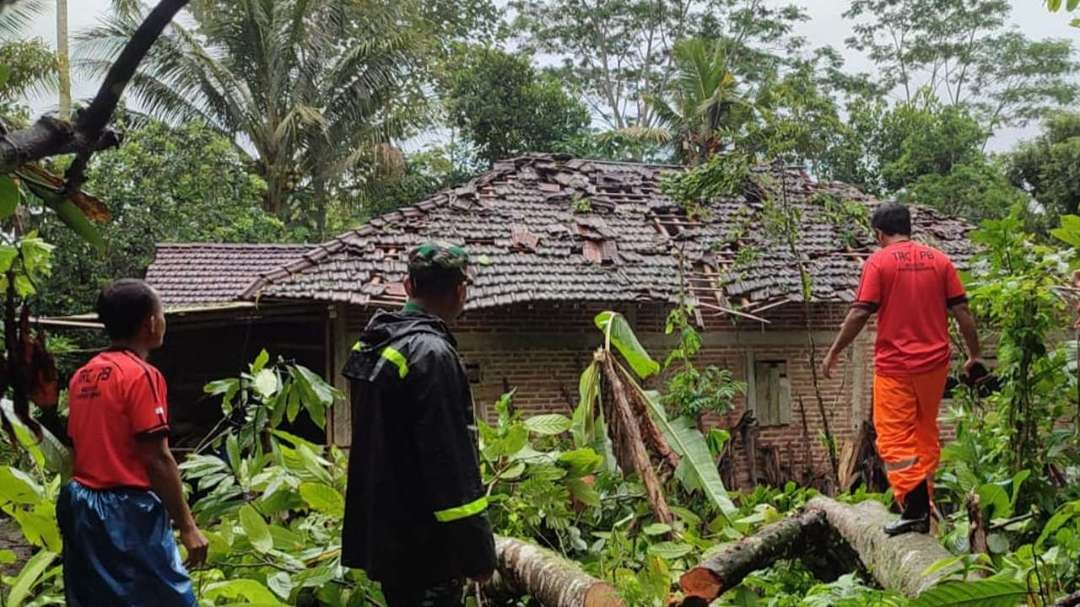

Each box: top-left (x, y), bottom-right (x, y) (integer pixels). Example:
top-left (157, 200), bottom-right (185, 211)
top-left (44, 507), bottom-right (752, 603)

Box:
top-left (148, 154), bottom-right (974, 315)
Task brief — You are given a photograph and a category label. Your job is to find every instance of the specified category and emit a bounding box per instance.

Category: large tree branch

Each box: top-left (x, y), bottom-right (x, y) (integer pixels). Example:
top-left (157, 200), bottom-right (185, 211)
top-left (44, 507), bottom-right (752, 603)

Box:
top-left (0, 0), bottom-right (190, 176)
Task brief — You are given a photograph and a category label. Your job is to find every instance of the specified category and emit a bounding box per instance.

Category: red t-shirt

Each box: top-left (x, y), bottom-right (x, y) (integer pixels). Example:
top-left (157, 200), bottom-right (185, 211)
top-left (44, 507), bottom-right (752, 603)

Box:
top-left (67, 350), bottom-right (170, 490)
top-left (854, 241), bottom-right (967, 376)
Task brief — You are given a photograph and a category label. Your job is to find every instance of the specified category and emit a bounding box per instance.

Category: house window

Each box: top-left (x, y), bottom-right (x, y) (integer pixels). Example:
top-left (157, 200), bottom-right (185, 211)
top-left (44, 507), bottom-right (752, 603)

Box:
top-left (753, 360), bottom-right (792, 426)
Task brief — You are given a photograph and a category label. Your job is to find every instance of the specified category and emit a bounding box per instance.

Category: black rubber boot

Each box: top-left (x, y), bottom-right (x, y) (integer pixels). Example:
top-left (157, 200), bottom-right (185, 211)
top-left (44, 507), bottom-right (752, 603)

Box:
top-left (884, 480), bottom-right (930, 536)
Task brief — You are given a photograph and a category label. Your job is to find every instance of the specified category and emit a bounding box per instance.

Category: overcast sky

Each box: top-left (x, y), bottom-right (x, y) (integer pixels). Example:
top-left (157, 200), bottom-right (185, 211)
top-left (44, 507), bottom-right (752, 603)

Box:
top-left (18, 0), bottom-right (1080, 152)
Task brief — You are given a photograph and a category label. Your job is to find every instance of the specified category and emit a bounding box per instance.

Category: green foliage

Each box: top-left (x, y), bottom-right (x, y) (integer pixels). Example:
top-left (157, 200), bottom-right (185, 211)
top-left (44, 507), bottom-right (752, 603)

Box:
top-left (968, 211), bottom-right (1073, 472)
top-left (443, 45), bottom-right (590, 165)
top-left (511, 0), bottom-right (808, 131)
top-left (36, 119), bottom-right (285, 316)
top-left (0, 38), bottom-right (55, 107)
top-left (844, 0), bottom-right (1078, 131)
top-left (644, 38), bottom-right (756, 165)
top-left (659, 152), bottom-right (751, 218)
top-left (81, 0), bottom-right (430, 231)
top-left (909, 578), bottom-right (1029, 607)
top-left (899, 159), bottom-right (1026, 224)
top-left (661, 304), bottom-right (745, 421)
top-left (1007, 112), bottom-right (1080, 227)
top-left (595, 311), bottom-right (660, 378)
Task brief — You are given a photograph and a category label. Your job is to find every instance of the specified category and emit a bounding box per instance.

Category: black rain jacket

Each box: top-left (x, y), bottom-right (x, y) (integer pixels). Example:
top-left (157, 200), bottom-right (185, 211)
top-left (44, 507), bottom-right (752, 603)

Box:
top-left (340, 308), bottom-right (495, 585)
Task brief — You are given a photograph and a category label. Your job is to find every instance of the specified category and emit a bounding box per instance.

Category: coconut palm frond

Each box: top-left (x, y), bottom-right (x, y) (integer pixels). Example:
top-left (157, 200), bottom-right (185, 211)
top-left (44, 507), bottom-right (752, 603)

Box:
top-left (0, 0), bottom-right (45, 39)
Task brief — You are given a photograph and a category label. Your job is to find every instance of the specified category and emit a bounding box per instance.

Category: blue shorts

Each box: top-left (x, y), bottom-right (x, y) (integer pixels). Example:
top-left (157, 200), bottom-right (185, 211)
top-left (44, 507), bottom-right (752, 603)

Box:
top-left (57, 481), bottom-right (196, 607)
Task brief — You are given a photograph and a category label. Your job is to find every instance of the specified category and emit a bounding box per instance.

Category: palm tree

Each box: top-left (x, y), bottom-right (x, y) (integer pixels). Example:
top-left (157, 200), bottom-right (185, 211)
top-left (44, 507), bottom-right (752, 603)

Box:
top-left (82, 0), bottom-right (420, 232)
top-left (645, 38), bottom-right (756, 165)
top-left (0, 0), bottom-right (44, 38)
top-left (56, 0), bottom-right (70, 118)
top-left (1, 0), bottom-right (58, 112)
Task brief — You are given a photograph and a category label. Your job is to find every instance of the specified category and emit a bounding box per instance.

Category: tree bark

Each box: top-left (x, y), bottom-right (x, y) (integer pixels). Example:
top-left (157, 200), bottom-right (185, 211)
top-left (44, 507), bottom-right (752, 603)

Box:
top-left (57, 0), bottom-right (71, 120)
top-left (679, 509), bottom-right (829, 605)
top-left (966, 492), bottom-right (989, 557)
top-left (599, 353), bottom-right (673, 524)
top-left (806, 496), bottom-right (957, 597)
top-left (0, 0), bottom-right (189, 175)
top-left (489, 536), bottom-right (624, 607)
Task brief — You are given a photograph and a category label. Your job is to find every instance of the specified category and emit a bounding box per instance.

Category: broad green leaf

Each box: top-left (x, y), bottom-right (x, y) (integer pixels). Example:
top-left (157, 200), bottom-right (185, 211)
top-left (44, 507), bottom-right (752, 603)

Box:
top-left (0, 245), bottom-right (16, 273)
top-left (524, 413), bottom-right (572, 436)
top-left (0, 549), bottom-right (15, 564)
top-left (670, 506), bottom-right (703, 529)
top-left (986, 533), bottom-right (1009, 554)
top-left (0, 175), bottom-right (19, 220)
top-left (1068, 0), bottom-right (1078, 9)
top-left (1071, 17), bottom-right (1080, 27)
top-left (299, 482), bottom-right (345, 517)
top-left (647, 541), bottom-right (693, 560)
top-left (267, 572), bottom-right (293, 600)
top-left (1051, 214), bottom-right (1080, 248)
top-left (0, 400), bottom-right (46, 470)
top-left (44, 195), bottom-right (105, 253)
top-left (1036, 500), bottom-right (1080, 549)
top-left (205, 579), bottom-right (284, 605)
top-left (637, 384), bottom-right (737, 520)
top-left (557, 448), bottom-right (603, 476)
top-left (252, 349), bottom-right (270, 373)
top-left (595, 311), bottom-right (659, 378)
top-left (239, 505), bottom-right (273, 553)
top-left (285, 386), bottom-right (301, 424)
top-left (567, 477), bottom-right (600, 507)
top-left (1048, 0), bottom-right (1062, 11)
top-left (291, 364), bottom-right (336, 406)
top-left (7, 550), bottom-right (58, 607)
top-left (910, 578), bottom-right (1029, 607)
top-left (0, 466), bottom-right (44, 504)
top-left (977, 484), bottom-right (1011, 519)
top-left (643, 523), bottom-right (671, 536)
top-left (253, 368), bottom-right (279, 398)
top-left (497, 461), bottom-right (526, 480)
top-left (571, 362), bottom-right (601, 448)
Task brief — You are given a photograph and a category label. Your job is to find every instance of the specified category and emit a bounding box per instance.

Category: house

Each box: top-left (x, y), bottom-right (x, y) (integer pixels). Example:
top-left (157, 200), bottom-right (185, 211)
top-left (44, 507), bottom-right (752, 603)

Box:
top-left (143, 154), bottom-right (972, 487)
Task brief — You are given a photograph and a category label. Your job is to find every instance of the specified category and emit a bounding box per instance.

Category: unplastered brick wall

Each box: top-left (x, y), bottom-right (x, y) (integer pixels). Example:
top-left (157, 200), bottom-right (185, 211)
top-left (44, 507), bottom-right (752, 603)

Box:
top-left (333, 300), bottom-right (876, 490)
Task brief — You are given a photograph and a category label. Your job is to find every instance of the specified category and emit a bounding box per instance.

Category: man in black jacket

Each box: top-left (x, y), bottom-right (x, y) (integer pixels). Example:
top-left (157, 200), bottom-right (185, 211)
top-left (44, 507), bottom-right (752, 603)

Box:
top-left (341, 242), bottom-right (496, 606)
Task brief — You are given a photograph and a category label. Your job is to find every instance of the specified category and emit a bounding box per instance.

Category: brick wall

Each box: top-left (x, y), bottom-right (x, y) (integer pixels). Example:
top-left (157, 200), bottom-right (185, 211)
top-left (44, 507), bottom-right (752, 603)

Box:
top-left (333, 300), bottom-right (876, 490)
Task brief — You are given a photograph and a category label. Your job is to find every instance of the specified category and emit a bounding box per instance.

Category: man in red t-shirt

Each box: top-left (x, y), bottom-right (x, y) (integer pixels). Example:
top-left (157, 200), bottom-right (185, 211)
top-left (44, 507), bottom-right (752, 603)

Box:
top-left (58, 279), bottom-right (208, 606)
top-left (822, 203), bottom-right (981, 536)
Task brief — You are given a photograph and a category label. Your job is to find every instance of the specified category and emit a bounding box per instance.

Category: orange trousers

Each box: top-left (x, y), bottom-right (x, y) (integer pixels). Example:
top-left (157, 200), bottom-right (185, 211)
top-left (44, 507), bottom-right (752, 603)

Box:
top-left (872, 365), bottom-right (950, 506)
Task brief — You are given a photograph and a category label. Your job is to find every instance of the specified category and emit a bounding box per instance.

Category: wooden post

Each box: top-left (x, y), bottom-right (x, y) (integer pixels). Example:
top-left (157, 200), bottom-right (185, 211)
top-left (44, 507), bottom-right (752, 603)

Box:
top-left (327, 303), bottom-right (351, 447)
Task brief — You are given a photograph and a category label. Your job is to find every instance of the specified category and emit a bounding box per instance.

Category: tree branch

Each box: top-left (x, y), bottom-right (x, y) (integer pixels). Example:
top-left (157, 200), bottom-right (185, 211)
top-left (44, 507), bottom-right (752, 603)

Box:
top-left (0, 0), bottom-right (189, 176)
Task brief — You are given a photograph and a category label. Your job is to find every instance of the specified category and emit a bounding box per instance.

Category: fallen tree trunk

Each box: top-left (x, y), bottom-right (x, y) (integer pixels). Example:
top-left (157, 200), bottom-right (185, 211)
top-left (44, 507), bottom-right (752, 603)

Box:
top-left (806, 496), bottom-right (956, 597)
top-left (489, 536), bottom-right (623, 607)
top-left (679, 509), bottom-right (829, 604)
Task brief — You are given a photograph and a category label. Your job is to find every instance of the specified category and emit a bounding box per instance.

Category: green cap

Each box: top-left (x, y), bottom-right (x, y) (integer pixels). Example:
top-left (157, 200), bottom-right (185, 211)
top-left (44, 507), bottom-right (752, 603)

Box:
top-left (408, 241), bottom-right (470, 281)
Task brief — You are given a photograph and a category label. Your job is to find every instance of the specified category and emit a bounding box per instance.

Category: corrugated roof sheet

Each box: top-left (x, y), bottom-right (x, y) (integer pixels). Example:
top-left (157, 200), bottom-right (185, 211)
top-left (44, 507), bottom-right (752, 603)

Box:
top-left (149, 154), bottom-right (974, 313)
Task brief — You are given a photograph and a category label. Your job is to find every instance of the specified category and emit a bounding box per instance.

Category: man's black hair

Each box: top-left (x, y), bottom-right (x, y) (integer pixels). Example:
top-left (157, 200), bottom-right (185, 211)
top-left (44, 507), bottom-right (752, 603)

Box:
top-left (871, 202), bottom-right (912, 237)
top-left (97, 279), bottom-right (161, 341)
top-left (408, 268), bottom-right (466, 299)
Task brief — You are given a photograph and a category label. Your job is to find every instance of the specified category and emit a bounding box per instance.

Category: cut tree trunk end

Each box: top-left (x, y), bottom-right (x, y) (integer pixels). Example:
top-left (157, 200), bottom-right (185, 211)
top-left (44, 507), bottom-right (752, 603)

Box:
top-left (489, 536), bottom-right (624, 607)
top-left (806, 496), bottom-right (957, 597)
top-left (679, 509), bottom-right (828, 605)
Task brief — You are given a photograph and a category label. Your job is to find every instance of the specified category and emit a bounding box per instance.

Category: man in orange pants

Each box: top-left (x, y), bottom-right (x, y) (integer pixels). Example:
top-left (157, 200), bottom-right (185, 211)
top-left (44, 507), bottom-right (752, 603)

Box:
top-left (823, 203), bottom-right (981, 536)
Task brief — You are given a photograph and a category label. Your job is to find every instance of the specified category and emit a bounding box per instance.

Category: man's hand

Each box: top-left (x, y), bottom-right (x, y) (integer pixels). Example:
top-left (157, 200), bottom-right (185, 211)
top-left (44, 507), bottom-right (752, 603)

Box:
top-left (821, 349), bottom-right (841, 380)
top-left (180, 524), bottom-right (209, 568)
